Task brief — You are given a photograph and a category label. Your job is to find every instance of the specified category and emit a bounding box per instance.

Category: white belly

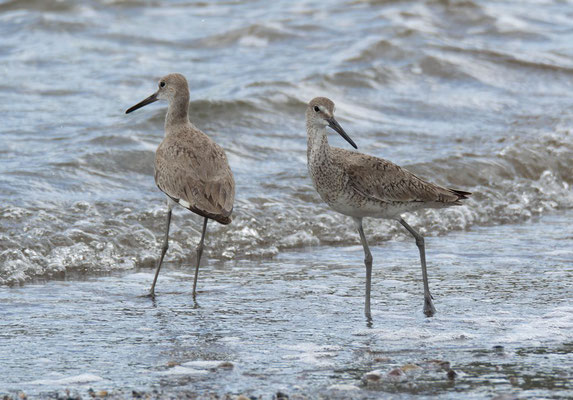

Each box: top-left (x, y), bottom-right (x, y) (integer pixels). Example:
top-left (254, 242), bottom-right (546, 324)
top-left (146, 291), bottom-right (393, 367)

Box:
top-left (325, 189), bottom-right (434, 219)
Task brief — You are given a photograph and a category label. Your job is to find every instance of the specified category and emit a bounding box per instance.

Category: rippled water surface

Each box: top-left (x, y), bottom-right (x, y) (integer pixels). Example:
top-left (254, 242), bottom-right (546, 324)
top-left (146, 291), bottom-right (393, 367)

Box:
top-left (1, 214), bottom-right (572, 398)
top-left (1, 0), bottom-right (572, 398)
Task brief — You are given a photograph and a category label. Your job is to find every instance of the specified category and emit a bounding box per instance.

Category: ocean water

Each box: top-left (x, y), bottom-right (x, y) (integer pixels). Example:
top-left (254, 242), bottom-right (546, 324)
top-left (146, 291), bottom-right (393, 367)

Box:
top-left (0, 0), bottom-right (572, 398)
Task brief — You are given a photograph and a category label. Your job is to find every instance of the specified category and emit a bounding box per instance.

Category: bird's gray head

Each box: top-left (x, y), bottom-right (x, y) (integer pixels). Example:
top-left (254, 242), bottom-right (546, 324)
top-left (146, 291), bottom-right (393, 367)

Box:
top-left (126, 73), bottom-right (190, 114)
top-left (306, 97), bottom-right (357, 149)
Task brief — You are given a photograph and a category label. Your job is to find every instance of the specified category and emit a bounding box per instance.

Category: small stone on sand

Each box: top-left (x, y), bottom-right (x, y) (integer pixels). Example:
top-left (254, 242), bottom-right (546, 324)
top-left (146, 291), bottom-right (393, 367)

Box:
top-left (447, 369), bottom-right (457, 380)
top-left (218, 361), bottom-right (234, 369)
top-left (388, 368), bottom-right (404, 377)
top-left (363, 370), bottom-right (382, 382)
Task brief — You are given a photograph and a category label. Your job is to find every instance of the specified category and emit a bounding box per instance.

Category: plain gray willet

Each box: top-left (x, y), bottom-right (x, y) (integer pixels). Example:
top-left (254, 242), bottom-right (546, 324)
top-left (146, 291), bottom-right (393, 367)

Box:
top-left (305, 97), bottom-right (470, 319)
top-left (126, 73), bottom-right (235, 297)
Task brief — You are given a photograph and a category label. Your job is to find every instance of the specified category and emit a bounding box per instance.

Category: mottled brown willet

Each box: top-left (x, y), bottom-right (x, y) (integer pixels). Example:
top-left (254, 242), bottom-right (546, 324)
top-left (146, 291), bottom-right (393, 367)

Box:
top-left (305, 97), bottom-right (470, 319)
top-left (126, 73), bottom-right (235, 298)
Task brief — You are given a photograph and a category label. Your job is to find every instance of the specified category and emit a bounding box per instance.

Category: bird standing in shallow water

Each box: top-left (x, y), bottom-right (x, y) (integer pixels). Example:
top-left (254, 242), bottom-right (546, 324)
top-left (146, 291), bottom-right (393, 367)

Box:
top-left (305, 97), bottom-right (470, 319)
top-left (126, 73), bottom-right (235, 297)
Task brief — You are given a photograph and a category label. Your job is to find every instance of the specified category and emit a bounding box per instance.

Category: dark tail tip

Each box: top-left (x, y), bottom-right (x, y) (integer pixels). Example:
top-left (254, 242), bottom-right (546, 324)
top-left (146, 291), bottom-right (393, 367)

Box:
top-left (451, 189), bottom-right (472, 201)
top-left (217, 215), bottom-right (232, 225)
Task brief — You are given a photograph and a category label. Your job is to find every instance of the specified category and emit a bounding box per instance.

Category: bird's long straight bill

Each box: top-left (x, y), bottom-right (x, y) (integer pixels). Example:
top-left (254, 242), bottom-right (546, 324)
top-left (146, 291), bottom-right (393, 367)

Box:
top-left (125, 92), bottom-right (159, 114)
top-left (327, 117), bottom-right (358, 149)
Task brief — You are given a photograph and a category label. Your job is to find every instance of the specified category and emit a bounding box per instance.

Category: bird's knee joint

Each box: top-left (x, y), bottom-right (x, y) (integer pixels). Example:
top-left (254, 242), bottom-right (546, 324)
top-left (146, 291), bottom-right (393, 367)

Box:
top-left (415, 237), bottom-right (424, 247)
top-left (365, 253), bottom-right (373, 264)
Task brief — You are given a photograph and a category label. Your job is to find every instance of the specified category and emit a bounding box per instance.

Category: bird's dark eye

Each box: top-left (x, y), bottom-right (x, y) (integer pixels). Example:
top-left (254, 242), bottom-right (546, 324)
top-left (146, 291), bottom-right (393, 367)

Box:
top-left (160, 81), bottom-right (166, 88)
top-left (313, 106), bottom-right (320, 112)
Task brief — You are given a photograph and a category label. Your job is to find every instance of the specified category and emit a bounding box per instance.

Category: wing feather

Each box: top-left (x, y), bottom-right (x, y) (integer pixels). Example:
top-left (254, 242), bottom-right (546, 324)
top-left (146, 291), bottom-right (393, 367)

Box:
top-left (332, 148), bottom-right (466, 205)
top-left (154, 131), bottom-right (235, 224)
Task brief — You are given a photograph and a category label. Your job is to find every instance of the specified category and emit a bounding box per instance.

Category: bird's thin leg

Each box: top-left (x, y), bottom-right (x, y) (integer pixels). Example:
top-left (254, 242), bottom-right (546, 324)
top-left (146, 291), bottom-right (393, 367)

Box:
top-left (354, 217), bottom-right (373, 319)
top-left (150, 202), bottom-right (173, 297)
top-left (398, 218), bottom-right (436, 317)
top-left (192, 217), bottom-right (209, 298)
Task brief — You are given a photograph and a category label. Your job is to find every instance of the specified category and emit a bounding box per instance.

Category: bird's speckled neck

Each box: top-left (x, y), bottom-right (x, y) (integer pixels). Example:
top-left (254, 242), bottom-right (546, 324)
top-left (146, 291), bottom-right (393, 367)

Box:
top-left (165, 91), bottom-right (190, 132)
top-left (306, 124), bottom-right (330, 168)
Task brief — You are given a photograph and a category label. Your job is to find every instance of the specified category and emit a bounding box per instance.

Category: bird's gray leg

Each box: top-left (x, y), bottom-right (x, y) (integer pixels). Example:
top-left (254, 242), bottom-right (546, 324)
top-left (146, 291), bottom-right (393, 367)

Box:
top-left (150, 201), bottom-right (173, 297)
top-left (192, 217), bottom-right (209, 298)
top-left (398, 218), bottom-right (436, 317)
top-left (354, 217), bottom-right (373, 319)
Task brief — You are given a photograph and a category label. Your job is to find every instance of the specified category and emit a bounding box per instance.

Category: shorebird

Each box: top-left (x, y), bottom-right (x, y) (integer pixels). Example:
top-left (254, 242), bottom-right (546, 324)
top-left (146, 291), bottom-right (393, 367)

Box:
top-left (305, 97), bottom-right (470, 318)
top-left (125, 73), bottom-right (235, 297)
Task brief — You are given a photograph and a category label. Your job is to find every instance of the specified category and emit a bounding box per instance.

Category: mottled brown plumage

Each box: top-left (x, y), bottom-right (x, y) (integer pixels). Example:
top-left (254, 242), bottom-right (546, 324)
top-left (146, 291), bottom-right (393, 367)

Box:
top-left (334, 147), bottom-right (469, 208)
top-left (305, 96), bottom-right (471, 319)
top-left (155, 124), bottom-right (234, 224)
top-left (126, 73), bottom-right (235, 297)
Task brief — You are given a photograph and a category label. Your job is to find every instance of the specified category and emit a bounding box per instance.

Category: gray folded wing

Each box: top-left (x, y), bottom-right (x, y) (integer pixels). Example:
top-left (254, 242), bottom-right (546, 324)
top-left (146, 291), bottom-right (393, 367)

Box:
top-left (154, 135), bottom-right (235, 224)
top-left (333, 148), bottom-right (464, 205)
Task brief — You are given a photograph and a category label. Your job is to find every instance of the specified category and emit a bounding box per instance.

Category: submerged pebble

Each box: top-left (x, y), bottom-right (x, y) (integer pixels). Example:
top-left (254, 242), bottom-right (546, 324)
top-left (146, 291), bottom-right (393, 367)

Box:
top-left (447, 369), bottom-right (457, 380)
top-left (426, 359), bottom-right (451, 371)
top-left (218, 361), bottom-right (234, 369)
top-left (363, 370), bottom-right (383, 383)
top-left (388, 368), bottom-right (405, 377)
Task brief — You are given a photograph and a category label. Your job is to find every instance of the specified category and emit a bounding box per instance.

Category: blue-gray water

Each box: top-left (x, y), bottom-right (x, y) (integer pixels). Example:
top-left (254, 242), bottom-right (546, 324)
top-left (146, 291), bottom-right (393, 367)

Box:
top-left (0, 0), bottom-right (572, 398)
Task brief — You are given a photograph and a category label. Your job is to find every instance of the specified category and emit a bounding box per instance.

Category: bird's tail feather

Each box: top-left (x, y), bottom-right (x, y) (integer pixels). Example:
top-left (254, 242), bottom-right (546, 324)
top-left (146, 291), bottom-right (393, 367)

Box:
top-left (450, 189), bottom-right (472, 205)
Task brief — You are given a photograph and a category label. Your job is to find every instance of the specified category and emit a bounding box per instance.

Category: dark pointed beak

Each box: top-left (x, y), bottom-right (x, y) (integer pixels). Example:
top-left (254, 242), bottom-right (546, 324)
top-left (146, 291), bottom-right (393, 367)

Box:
top-left (125, 92), bottom-right (159, 114)
top-left (327, 117), bottom-right (357, 149)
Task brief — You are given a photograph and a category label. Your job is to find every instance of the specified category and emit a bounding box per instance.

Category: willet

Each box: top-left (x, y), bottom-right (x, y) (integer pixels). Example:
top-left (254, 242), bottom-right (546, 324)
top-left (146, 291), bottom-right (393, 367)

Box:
top-left (126, 73), bottom-right (235, 297)
top-left (305, 97), bottom-right (470, 318)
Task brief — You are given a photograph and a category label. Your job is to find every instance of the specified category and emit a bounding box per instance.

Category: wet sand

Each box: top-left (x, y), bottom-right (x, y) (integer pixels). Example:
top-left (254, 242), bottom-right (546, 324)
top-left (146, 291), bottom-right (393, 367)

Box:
top-left (1, 212), bottom-right (571, 399)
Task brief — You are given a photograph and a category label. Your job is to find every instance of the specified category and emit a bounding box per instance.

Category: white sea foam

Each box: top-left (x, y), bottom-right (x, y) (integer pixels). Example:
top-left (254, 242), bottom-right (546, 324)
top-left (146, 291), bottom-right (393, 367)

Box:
top-left (159, 366), bottom-right (209, 376)
top-left (28, 373), bottom-right (104, 385)
top-left (279, 343), bottom-right (341, 366)
top-left (181, 360), bottom-right (223, 369)
top-left (238, 35), bottom-right (268, 47)
top-left (498, 305), bottom-right (573, 345)
top-left (327, 384), bottom-right (361, 391)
